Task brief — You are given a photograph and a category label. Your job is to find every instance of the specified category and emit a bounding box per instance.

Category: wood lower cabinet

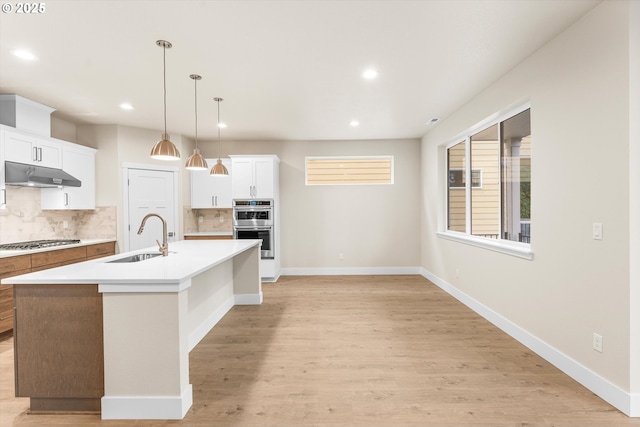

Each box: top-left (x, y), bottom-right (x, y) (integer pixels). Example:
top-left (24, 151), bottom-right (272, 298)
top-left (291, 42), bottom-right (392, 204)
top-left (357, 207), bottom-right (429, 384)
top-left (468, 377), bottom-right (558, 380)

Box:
top-left (14, 283), bottom-right (103, 413)
top-left (0, 255), bottom-right (31, 334)
top-left (184, 234), bottom-right (233, 240)
top-left (0, 241), bottom-right (115, 334)
top-left (86, 242), bottom-right (116, 260)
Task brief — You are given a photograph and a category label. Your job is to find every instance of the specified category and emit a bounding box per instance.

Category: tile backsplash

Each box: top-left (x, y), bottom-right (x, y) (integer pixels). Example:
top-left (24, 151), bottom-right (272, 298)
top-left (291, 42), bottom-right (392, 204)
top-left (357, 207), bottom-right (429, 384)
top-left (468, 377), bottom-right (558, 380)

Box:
top-left (0, 186), bottom-right (116, 243)
top-left (184, 207), bottom-right (232, 234)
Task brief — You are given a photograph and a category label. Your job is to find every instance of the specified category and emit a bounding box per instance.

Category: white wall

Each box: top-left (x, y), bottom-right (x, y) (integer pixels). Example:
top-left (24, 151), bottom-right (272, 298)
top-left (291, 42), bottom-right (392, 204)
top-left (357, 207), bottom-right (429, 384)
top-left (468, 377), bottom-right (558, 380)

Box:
top-left (629, 0), bottom-right (640, 398)
top-left (200, 138), bottom-right (422, 272)
top-left (421, 0), bottom-right (636, 412)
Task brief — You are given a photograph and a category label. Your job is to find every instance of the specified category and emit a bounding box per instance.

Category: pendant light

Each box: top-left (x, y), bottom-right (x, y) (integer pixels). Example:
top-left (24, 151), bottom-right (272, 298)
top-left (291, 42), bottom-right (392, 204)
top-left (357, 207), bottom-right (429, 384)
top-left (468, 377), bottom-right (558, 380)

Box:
top-left (150, 40), bottom-right (180, 161)
top-left (210, 97), bottom-right (229, 176)
top-left (184, 74), bottom-right (208, 170)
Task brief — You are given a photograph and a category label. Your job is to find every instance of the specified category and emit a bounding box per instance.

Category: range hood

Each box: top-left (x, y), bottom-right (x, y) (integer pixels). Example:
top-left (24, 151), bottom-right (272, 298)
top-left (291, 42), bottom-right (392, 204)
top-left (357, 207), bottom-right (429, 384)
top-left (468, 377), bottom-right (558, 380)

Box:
top-left (5, 161), bottom-right (81, 188)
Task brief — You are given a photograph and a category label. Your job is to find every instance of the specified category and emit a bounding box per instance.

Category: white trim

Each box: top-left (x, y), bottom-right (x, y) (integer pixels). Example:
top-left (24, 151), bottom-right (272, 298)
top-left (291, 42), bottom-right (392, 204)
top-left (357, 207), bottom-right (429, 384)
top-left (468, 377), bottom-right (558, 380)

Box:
top-left (234, 292), bottom-right (263, 305)
top-left (280, 266), bottom-right (421, 276)
top-left (121, 162), bottom-right (179, 173)
top-left (437, 230), bottom-right (533, 260)
top-left (420, 267), bottom-right (639, 417)
top-left (101, 385), bottom-right (193, 420)
top-left (188, 295), bottom-right (235, 351)
top-left (121, 163), bottom-right (180, 252)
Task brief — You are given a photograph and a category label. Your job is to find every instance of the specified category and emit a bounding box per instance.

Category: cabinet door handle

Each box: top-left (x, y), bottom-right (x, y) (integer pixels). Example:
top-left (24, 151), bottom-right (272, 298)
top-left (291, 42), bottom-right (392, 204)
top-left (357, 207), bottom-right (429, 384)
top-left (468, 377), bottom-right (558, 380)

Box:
top-left (64, 192), bottom-right (69, 206)
top-left (33, 147), bottom-right (38, 162)
top-left (38, 147), bottom-right (43, 162)
top-left (212, 196), bottom-right (215, 207)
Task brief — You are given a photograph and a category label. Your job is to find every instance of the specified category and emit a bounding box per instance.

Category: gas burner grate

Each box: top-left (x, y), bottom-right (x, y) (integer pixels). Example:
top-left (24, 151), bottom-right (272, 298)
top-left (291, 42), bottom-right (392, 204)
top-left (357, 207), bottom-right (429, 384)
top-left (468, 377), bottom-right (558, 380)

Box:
top-left (0, 239), bottom-right (81, 250)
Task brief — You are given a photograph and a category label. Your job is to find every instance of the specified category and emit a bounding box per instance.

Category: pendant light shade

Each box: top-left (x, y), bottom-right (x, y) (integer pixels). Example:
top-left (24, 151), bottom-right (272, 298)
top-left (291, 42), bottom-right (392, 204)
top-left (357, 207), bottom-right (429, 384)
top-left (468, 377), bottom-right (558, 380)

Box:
top-left (185, 74), bottom-right (208, 170)
top-left (211, 158), bottom-right (229, 175)
top-left (151, 40), bottom-right (180, 161)
top-left (210, 97), bottom-right (229, 176)
top-left (151, 134), bottom-right (181, 160)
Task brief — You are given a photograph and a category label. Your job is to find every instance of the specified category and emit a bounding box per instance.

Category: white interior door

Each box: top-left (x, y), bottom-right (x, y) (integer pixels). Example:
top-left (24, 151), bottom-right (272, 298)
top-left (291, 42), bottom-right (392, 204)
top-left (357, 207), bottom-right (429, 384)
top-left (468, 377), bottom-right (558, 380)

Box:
top-left (127, 168), bottom-right (177, 252)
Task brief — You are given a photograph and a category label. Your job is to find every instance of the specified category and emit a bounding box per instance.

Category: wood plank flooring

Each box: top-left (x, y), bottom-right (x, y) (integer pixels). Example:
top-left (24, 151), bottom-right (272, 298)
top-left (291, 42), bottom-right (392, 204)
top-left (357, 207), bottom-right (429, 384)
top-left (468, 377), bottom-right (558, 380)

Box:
top-left (2, 275), bottom-right (640, 426)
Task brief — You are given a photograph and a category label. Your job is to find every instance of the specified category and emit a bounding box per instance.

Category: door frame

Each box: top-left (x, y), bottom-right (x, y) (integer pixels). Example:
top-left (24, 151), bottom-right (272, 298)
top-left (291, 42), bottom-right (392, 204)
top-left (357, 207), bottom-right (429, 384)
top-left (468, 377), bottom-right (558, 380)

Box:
top-left (122, 162), bottom-right (180, 252)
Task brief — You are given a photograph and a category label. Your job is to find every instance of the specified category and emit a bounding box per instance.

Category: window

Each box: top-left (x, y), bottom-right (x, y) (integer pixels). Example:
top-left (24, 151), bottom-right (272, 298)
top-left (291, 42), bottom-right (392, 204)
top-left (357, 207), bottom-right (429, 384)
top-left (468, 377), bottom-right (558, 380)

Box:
top-left (306, 156), bottom-right (393, 185)
top-left (449, 169), bottom-right (482, 188)
top-left (445, 106), bottom-right (531, 247)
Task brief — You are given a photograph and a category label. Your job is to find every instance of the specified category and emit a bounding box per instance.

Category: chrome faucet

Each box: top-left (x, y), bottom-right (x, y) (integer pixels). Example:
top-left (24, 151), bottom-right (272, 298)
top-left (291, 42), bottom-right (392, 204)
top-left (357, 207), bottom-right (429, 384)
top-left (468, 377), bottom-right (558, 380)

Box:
top-left (137, 213), bottom-right (169, 256)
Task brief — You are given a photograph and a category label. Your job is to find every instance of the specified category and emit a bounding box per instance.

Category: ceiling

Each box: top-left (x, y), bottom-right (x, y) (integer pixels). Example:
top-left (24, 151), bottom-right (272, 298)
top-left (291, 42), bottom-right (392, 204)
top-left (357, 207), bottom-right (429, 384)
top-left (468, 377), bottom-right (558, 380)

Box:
top-left (0, 0), bottom-right (600, 142)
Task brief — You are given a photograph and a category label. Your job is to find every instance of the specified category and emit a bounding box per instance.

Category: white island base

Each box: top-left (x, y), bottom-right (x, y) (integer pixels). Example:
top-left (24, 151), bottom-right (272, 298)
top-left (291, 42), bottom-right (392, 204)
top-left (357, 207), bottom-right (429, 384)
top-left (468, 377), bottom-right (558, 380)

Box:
top-left (3, 239), bottom-right (262, 421)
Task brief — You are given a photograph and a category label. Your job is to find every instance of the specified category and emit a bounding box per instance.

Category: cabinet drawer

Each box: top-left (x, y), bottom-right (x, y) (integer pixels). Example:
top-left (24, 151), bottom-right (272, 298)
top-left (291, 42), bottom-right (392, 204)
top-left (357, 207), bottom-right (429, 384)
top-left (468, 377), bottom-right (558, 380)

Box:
top-left (31, 247), bottom-right (87, 269)
top-left (0, 287), bottom-right (14, 333)
top-left (0, 255), bottom-right (32, 277)
top-left (0, 312), bottom-right (13, 334)
top-left (86, 242), bottom-right (116, 260)
top-left (0, 287), bottom-right (13, 313)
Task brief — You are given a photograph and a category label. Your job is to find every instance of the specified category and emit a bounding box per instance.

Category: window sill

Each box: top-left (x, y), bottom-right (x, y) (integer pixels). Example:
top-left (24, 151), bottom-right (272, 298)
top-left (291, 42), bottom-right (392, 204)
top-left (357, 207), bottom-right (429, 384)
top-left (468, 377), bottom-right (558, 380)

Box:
top-left (436, 231), bottom-right (534, 260)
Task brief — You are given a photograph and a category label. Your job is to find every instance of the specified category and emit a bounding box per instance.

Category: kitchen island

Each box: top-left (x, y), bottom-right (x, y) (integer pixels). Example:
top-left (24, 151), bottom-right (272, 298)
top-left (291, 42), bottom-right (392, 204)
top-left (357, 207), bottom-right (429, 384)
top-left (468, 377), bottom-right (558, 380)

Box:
top-left (1, 239), bottom-right (262, 420)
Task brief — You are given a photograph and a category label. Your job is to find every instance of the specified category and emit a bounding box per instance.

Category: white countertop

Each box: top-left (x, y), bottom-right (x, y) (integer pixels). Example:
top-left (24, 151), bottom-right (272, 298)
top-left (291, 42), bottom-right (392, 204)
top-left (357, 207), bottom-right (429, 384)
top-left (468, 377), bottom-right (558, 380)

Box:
top-left (0, 238), bottom-right (117, 259)
top-left (1, 240), bottom-right (262, 291)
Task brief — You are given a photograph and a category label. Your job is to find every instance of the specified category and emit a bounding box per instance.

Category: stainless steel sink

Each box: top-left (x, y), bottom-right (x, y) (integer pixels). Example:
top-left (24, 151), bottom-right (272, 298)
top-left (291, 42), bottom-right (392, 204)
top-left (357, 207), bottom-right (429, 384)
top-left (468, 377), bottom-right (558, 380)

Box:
top-left (107, 253), bottom-right (162, 263)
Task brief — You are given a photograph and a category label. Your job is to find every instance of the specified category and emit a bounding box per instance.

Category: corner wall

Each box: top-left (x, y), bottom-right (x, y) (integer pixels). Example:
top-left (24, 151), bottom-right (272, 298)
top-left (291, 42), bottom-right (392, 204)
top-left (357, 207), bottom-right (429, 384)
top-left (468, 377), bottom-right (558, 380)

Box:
top-left (421, 0), bottom-right (635, 414)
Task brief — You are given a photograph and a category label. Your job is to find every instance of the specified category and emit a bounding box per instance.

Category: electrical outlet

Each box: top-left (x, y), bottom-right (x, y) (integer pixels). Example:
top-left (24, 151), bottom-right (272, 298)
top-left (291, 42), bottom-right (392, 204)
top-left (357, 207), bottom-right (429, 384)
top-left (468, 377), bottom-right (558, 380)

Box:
top-left (219, 215), bottom-right (224, 223)
top-left (455, 268), bottom-right (460, 278)
top-left (198, 216), bottom-right (204, 223)
top-left (593, 333), bottom-right (603, 352)
top-left (63, 220), bottom-right (68, 229)
top-left (339, 253), bottom-right (344, 261)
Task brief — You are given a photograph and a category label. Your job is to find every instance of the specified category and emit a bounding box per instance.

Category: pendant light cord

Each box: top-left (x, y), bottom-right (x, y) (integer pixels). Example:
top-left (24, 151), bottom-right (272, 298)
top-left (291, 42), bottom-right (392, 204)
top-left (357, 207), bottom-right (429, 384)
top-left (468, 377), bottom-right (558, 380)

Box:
top-left (194, 77), bottom-right (198, 148)
top-left (217, 100), bottom-right (221, 159)
top-left (163, 44), bottom-right (167, 136)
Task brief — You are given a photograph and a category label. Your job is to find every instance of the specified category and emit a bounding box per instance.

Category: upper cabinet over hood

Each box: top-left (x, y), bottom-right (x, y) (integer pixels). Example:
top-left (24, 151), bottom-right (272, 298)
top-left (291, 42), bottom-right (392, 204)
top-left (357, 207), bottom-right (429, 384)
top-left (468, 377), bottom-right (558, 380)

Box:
top-left (0, 94), bottom-right (55, 137)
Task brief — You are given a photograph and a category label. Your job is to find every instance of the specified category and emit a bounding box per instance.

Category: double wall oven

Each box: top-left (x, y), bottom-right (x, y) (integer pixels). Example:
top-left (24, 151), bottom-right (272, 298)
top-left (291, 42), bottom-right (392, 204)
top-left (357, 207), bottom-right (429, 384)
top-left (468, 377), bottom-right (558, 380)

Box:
top-left (232, 199), bottom-right (274, 259)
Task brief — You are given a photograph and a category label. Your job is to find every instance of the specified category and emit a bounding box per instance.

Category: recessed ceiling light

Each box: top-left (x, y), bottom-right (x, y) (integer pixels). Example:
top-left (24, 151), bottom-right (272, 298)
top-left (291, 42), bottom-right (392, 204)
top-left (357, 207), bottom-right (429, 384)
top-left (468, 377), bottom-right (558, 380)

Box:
top-left (119, 103), bottom-right (135, 110)
top-left (11, 49), bottom-right (37, 61)
top-left (362, 69), bottom-right (378, 80)
top-left (350, 120), bottom-right (360, 127)
top-left (217, 123), bottom-right (227, 128)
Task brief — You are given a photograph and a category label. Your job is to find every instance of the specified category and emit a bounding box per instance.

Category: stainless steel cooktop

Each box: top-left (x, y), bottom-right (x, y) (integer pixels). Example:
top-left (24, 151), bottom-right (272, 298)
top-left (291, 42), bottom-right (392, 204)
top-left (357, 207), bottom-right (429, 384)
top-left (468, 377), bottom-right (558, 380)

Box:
top-left (0, 239), bottom-right (81, 250)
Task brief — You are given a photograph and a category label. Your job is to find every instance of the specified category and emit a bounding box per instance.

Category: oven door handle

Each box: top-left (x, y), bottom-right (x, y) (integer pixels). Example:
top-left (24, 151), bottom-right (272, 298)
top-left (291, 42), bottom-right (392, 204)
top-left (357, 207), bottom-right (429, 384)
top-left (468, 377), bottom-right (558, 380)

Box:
top-left (234, 226), bottom-right (272, 231)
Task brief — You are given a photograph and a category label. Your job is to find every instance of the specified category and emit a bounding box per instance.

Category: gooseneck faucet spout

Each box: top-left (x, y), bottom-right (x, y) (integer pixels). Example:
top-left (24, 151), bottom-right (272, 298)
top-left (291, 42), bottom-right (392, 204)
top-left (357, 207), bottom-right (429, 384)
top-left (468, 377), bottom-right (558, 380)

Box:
top-left (137, 213), bottom-right (169, 256)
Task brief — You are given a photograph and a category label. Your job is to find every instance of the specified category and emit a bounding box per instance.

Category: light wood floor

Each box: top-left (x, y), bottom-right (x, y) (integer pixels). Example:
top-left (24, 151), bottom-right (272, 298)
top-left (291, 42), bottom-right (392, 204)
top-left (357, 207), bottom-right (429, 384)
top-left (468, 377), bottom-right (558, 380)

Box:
top-left (2, 275), bottom-right (640, 426)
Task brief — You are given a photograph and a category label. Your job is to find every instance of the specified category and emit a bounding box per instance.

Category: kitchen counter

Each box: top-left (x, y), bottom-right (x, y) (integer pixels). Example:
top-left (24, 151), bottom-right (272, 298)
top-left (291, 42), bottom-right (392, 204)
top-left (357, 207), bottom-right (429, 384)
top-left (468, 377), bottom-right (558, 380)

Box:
top-left (0, 238), bottom-right (116, 259)
top-left (3, 239), bottom-right (262, 420)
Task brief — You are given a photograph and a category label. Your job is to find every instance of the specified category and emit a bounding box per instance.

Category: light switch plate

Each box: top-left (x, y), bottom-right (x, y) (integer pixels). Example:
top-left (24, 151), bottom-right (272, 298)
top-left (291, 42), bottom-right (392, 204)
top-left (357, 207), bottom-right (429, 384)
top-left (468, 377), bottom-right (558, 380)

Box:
top-left (593, 223), bottom-right (603, 240)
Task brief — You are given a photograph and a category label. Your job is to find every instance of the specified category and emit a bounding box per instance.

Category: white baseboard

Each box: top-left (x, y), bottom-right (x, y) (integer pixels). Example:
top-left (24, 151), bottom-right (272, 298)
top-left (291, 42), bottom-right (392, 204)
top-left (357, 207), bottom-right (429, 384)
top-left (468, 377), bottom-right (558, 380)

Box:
top-left (235, 292), bottom-right (263, 305)
top-left (420, 267), bottom-right (639, 417)
top-left (280, 266), bottom-right (422, 276)
top-left (188, 296), bottom-right (234, 351)
top-left (101, 385), bottom-right (192, 420)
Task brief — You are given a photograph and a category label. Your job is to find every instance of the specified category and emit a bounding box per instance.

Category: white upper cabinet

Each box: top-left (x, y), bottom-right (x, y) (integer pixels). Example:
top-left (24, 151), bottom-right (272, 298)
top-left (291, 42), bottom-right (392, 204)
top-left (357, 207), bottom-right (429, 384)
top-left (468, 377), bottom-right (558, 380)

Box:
top-left (230, 155), bottom-right (279, 199)
top-left (2, 128), bottom-right (62, 169)
top-left (41, 142), bottom-right (96, 210)
top-left (190, 158), bottom-right (232, 208)
top-left (0, 134), bottom-right (5, 209)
